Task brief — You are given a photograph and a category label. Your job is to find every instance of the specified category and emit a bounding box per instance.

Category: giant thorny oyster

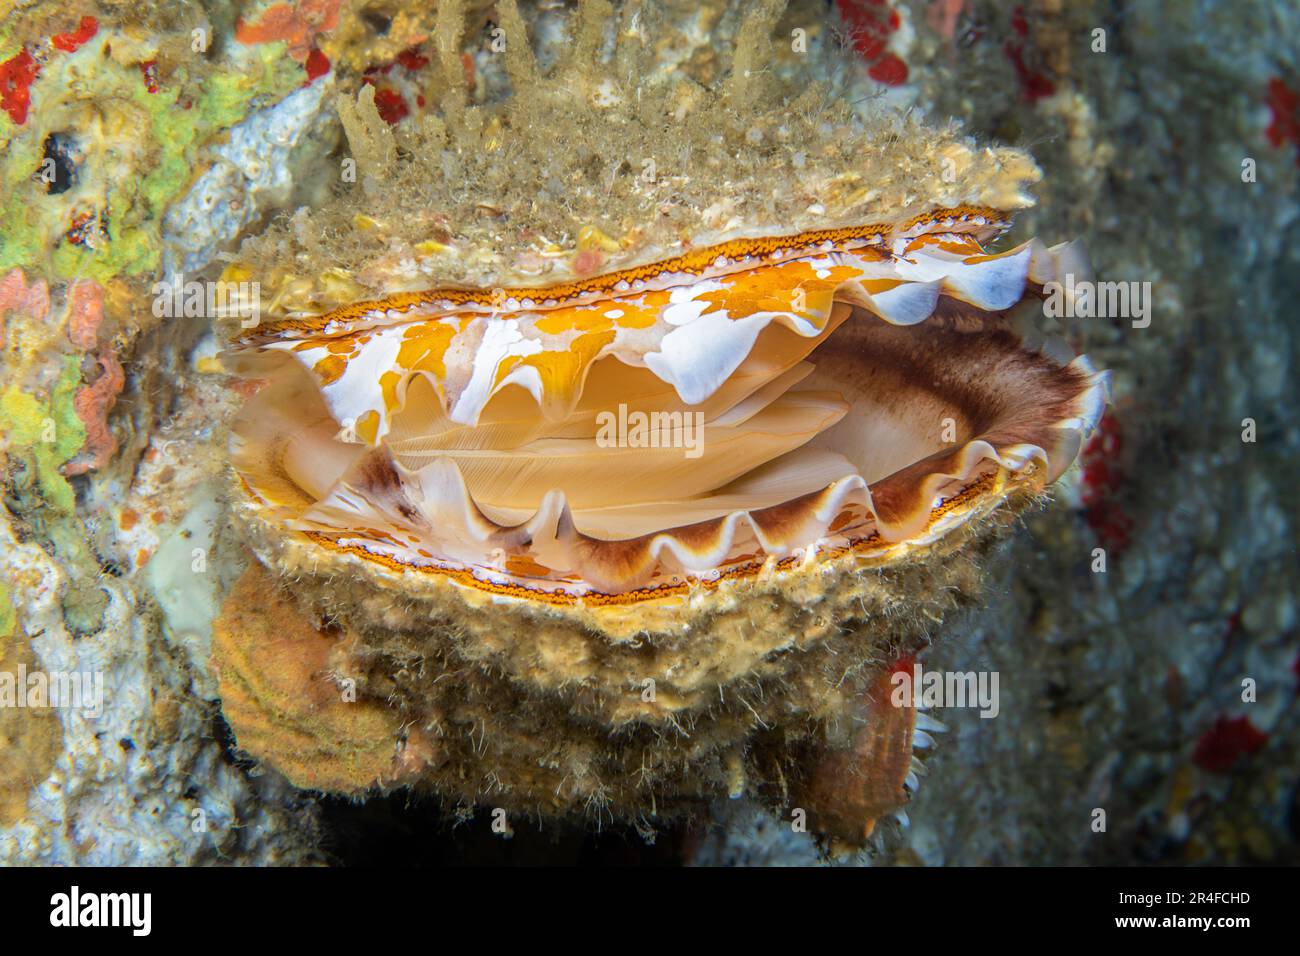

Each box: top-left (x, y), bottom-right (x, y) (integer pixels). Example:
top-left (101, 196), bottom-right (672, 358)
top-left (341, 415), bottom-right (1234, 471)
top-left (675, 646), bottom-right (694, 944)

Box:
top-left (213, 0), bottom-right (1106, 848)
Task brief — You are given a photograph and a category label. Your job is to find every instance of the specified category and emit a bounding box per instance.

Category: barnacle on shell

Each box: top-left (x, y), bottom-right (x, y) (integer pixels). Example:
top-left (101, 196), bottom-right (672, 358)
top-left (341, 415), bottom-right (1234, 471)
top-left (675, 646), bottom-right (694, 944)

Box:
top-left (214, 0), bottom-right (1108, 847)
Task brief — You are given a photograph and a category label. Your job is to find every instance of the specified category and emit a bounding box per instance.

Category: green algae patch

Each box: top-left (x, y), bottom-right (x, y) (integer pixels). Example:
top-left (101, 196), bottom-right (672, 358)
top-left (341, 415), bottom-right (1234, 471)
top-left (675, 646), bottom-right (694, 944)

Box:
top-left (0, 357), bottom-right (87, 514)
top-left (140, 42), bottom-right (303, 218)
top-left (0, 132), bottom-right (43, 273)
top-left (1, 356), bottom-right (109, 636)
top-left (0, 583), bottom-right (15, 640)
top-left (0, 35), bottom-right (303, 283)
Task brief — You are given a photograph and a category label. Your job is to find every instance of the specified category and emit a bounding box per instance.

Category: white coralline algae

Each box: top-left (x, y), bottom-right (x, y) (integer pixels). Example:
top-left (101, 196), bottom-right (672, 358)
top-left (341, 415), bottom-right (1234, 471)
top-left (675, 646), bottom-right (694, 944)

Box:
top-left (162, 78), bottom-right (336, 277)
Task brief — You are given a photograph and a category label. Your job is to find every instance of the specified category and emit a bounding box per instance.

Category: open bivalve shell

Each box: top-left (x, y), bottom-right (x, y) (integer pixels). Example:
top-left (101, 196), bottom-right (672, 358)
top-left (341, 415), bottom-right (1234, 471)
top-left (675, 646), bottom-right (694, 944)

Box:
top-left (230, 217), bottom-right (1104, 610)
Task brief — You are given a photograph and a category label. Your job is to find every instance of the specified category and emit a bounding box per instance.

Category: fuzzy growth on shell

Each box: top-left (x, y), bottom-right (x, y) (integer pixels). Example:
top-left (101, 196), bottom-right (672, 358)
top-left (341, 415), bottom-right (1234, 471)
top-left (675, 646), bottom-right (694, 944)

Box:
top-left (217, 489), bottom-right (1033, 839)
top-left (237, 0), bottom-right (1041, 315)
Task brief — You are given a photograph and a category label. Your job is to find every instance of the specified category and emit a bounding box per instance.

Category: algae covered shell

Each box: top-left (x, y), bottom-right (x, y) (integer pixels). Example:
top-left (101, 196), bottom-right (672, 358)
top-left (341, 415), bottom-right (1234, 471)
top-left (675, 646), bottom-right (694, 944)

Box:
top-left (214, 0), bottom-right (1108, 843)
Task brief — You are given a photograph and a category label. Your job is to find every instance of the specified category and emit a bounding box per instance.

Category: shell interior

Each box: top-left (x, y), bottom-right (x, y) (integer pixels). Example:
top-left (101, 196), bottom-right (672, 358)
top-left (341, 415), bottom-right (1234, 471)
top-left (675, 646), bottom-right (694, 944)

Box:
top-left (228, 210), bottom-right (1106, 601)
